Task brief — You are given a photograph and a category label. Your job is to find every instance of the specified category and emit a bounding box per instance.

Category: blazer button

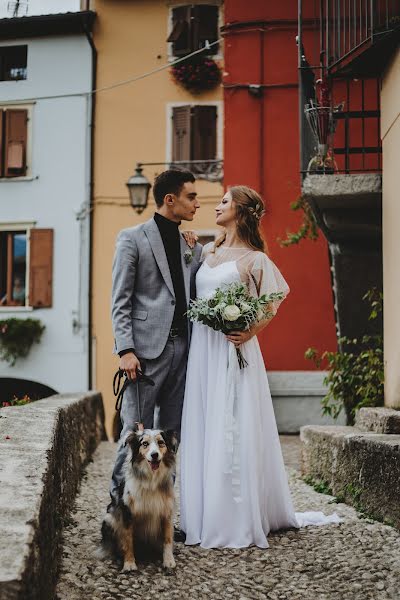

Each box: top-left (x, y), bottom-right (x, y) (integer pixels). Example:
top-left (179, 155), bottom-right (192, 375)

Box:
top-left (171, 300), bottom-right (176, 305)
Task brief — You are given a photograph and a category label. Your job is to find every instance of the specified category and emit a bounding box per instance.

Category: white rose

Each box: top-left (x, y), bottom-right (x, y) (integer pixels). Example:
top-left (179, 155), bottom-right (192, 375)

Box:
top-left (223, 304), bottom-right (241, 321)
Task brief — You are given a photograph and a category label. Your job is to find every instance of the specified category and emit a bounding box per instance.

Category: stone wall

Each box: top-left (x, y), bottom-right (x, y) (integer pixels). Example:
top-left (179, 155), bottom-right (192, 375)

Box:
top-left (301, 419), bottom-right (400, 528)
top-left (0, 393), bottom-right (106, 600)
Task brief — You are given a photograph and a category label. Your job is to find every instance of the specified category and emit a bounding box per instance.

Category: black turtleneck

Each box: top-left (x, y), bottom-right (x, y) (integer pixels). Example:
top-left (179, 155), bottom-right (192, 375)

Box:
top-left (153, 212), bottom-right (187, 329)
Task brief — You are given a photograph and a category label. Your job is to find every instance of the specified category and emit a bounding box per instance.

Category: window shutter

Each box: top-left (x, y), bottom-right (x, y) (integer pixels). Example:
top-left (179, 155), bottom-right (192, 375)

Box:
top-left (172, 106), bottom-right (191, 162)
top-left (5, 109), bottom-right (27, 177)
top-left (191, 105), bottom-right (217, 160)
top-left (167, 6), bottom-right (192, 56)
top-left (0, 110), bottom-right (3, 177)
top-left (29, 229), bottom-right (53, 308)
top-left (192, 5), bottom-right (219, 53)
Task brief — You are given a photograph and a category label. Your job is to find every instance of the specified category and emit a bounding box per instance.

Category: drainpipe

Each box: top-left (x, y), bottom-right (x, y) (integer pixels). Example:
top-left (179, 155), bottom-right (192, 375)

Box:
top-left (259, 29), bottom-right (265, 197)
top-left (84, 22), bottom-right (97, 390)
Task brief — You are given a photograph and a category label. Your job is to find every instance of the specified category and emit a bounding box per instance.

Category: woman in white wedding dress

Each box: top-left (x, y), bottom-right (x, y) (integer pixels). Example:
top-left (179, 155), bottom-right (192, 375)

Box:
top-left (180, 185), bottom-right (339, 549)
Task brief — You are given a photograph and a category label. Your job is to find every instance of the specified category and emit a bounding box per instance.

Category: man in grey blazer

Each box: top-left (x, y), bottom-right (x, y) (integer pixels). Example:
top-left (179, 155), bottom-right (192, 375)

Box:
top-left (110, 169), bottom-right (202, 503)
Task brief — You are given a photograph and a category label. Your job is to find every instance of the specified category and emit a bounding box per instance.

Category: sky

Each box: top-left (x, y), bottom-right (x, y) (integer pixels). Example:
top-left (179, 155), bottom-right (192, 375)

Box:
top-left (0, 0), bottom-right (80, 18)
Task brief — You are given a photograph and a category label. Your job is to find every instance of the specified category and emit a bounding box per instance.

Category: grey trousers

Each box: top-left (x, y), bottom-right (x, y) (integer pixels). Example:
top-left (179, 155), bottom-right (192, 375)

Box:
top-left (110, 334), bottom-right (188, 501)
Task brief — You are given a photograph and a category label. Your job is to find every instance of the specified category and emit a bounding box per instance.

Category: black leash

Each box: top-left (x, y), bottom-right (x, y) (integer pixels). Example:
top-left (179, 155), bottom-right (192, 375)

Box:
top-left (113, 366), bottom-right (155, 420)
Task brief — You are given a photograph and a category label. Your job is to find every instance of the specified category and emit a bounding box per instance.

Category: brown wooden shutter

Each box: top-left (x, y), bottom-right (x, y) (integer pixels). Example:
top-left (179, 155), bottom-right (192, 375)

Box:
top-left (29, 229), bottom-right (53, 308)
top-left (167, 6), bottom-right (192, 56)
top-left (5, 109), bottom-right (27, 177)
top-left (172, 106), bottom-right (191, 162)
top-left (191, 105), bottom-right (217, 160)
top-left (192, 5), bottom-right (219, 54)
top-left (0, 109), bottom-right (4, 178)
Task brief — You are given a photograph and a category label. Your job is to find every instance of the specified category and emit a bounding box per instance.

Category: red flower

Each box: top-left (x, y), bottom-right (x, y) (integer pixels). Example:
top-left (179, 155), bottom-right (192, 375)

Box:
top-left (2, 402), bottom-right (10, 407)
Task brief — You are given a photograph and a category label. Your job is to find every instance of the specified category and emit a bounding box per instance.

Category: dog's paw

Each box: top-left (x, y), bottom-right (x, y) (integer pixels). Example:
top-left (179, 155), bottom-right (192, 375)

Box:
top-left (163, 555), bottom-right (176, 570)
top-left (122, 560), bottom-right (138, 572)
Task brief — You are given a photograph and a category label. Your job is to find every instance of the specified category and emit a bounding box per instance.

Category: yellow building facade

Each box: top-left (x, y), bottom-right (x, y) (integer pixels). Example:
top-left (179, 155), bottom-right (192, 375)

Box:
top-left (91, 0), bottom-right (224, 438)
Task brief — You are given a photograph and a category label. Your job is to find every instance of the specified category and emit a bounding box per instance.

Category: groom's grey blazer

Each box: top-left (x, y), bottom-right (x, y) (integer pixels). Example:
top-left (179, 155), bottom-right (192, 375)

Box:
top-left (112, 217), bottom-right (202, 360)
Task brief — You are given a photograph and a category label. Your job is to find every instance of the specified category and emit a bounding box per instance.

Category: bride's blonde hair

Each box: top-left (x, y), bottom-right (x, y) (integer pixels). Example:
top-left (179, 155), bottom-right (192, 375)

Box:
top-left (213, 186), bottom-right (267, 253)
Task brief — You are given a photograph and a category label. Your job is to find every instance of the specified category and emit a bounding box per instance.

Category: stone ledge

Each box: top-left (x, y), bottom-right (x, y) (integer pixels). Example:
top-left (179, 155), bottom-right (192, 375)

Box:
top-left (355, 406), bottom-right (400, 433)
top-left (0, 392), bottom-right (106, 600)
top-left (300, 425), bottom-right (400, 528)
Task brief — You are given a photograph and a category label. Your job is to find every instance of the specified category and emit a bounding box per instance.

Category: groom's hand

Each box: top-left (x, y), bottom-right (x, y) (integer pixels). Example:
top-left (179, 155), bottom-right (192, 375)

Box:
top-left (120, 352), bottom-right (141, 381)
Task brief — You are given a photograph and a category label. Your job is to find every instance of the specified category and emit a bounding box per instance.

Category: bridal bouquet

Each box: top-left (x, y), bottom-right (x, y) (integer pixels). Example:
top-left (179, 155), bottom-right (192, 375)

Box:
top-left (187, 282), bottom-right (284, 368)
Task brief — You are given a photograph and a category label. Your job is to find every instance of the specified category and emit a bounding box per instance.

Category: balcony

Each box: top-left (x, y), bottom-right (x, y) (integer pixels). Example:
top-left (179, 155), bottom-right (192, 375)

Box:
top-left (298, 3), bottom-right (385, 343)
top-left (321, 0), bottom-right (400, 76)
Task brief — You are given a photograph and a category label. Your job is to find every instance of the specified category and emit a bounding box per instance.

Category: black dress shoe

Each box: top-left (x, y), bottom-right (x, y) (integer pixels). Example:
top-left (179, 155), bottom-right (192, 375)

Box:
top-left (173, 527), bottom-right (186, 543)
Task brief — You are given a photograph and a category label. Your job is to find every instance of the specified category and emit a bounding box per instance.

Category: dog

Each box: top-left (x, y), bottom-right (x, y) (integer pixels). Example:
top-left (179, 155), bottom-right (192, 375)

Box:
top-left (99, 426), bottom-right (178, 572)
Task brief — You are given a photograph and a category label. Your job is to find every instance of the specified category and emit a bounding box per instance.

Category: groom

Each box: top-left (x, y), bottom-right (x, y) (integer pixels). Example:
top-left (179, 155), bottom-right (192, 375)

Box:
top-left (110, 169), bottom-right (202, 504)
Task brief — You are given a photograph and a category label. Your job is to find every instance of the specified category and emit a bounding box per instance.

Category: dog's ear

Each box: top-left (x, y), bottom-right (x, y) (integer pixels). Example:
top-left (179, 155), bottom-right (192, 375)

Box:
top-left (161, 430), bottom-right (179, 454)
top-left (123, 430), bottom-right (141, 454)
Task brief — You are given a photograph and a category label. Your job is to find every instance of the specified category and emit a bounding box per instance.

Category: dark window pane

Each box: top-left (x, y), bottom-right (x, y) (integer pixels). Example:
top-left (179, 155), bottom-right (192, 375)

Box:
top-left (0, 231), bottom-right (26, 306)
top-left (12, 233), bottom-right (26, 305)
top-left (0, 46), bottom-right (27, 82)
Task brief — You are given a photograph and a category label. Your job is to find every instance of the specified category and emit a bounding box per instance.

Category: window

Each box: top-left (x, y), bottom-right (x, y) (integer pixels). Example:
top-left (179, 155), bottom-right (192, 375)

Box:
top-left (171, 105), bottom-right (218, 176)
top-left (0, 231), bottom-right (27, 307)
top-left (0, 108), bottom-right (28, 178)
top-left (167, 5), bottom-right (219, 57)
top-left (0, 228), bottom-right (53, 309)
top-left (0, 46), bottom-right (27, 81)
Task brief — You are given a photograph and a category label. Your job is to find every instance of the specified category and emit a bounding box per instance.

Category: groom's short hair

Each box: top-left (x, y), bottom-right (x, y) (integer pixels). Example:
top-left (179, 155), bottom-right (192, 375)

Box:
top-left (153, 169), bottom-right (195, 207)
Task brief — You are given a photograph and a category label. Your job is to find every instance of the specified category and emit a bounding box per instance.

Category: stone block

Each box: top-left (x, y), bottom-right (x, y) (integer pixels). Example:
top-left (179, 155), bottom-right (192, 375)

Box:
top-left (300, 425), bottom-right (400, 528)
top-left (355, 406), bottom-right (400, 433)
top-left (0, 392), bottom-right (106, 600)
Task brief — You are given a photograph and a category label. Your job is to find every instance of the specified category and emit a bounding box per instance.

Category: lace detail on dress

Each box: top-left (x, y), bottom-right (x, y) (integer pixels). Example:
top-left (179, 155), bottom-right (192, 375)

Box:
top-left (201, 245), bottom-right (290, 315)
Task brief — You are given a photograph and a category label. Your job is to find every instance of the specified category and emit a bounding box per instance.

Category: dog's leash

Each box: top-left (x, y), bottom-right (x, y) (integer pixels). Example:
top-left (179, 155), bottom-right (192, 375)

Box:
top-left (113, 366), bottom-right (155, 426)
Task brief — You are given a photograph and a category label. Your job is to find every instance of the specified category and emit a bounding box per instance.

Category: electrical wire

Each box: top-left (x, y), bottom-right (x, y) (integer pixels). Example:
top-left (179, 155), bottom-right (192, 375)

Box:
top-left (1, 38), bottom-right (222, 104)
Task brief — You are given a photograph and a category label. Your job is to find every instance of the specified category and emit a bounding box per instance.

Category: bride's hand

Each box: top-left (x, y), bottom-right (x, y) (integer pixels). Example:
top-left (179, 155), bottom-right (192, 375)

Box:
top-left (226, 329), bottom-right (255, 347)
top-left (182, 230), bottom-right (198, 249)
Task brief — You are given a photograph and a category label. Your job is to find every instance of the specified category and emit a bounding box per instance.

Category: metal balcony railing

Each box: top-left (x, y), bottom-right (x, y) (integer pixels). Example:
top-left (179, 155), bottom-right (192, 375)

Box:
top-left (322, 0), bottom-right (400, 72)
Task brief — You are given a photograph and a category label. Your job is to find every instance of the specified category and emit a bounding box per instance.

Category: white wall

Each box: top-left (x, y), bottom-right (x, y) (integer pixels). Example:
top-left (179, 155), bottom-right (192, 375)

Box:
top-left (0, 34), bottom-right (92, 393)
top-left (0, 0), bottom-right (80, 18)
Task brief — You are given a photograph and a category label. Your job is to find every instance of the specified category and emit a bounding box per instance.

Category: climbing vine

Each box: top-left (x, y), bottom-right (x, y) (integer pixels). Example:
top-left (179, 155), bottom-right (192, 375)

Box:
top-left (279, 196), bottom-right (319, 247)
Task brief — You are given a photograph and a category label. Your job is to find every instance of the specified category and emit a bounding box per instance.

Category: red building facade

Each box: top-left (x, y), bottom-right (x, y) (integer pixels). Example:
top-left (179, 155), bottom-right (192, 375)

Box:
top-left (222, 0), bottom-right (338, 371)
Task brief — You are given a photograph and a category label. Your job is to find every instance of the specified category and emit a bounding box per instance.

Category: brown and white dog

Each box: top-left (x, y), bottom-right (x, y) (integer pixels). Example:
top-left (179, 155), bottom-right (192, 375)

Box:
top-left (99, 427), bottom-right (178, 572)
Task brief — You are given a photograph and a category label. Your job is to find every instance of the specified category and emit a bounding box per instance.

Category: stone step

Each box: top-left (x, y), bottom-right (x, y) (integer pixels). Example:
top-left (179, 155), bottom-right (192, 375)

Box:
top-left (300, 424), bottom-right (400, 528)
top-left (355, 407), bottom-right (400, 434)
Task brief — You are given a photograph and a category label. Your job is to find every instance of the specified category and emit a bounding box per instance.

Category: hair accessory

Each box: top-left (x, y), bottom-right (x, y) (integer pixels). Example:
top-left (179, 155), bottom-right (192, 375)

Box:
top-left (248, 203), bottom-right (265, 220)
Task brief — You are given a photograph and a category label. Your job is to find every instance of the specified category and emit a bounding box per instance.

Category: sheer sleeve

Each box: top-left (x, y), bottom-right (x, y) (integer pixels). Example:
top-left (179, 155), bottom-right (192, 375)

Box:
top-left (247, 252), bottom-right (290, 316)
top-left (201, 241), bottom-right (214, 261)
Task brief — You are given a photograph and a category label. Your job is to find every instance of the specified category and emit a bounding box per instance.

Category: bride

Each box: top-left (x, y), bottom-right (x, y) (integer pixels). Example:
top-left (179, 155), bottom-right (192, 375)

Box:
top-left (180, 185), bottom-right (339, 549)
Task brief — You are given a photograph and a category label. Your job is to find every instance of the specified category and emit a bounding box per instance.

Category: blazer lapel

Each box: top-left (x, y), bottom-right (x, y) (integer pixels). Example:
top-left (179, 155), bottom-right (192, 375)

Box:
top-left (144, 218), bottom-right (174, 296)
top-left (180, 234), bottom-right (191, 304)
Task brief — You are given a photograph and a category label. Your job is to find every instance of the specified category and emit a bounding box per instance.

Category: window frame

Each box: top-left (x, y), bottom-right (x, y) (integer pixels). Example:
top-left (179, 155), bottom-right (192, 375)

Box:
top-left (0, 103), bottom-right (33, 181)
top-left (166, 100), bottom-right (223, 178)
top-left (167, 1), bottom-right (223, 61)
top-left (0, 221), bottom-right (34, 311)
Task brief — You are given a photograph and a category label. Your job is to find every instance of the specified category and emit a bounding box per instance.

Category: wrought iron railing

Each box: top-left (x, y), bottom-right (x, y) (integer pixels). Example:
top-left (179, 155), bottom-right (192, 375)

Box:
top-left (169, 159), bottom-right (223, 182)
top-left (321, 0), bottom-right (400, 71)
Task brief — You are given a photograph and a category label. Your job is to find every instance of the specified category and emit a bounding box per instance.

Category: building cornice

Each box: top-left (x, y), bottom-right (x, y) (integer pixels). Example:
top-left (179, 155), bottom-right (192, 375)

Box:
top-left (0, 10), bottom-right (96, 41)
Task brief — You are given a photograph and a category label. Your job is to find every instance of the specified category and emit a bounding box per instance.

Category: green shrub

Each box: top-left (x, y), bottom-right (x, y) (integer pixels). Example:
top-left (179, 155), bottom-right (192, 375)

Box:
top-left (305, 289), bottom-right (383, 425)
top-left (0, 318), bottom-right (45, 366)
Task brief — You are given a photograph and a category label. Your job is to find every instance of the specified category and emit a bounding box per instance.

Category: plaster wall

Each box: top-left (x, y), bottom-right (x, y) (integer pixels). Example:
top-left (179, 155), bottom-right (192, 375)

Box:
top-left (381, 48), bottom-right (400, 409)
top-left (0, 34), bottom-right (92, 393)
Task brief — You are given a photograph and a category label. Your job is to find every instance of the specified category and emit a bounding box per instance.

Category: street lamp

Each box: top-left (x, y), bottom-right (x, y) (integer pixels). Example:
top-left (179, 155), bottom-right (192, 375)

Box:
top-left (126, 164), bottom-right (151, 214)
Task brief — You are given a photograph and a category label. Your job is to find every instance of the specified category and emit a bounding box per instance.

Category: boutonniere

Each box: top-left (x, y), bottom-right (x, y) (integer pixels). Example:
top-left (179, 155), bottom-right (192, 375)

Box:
top-left (184, 248), bottom-right (194, 265)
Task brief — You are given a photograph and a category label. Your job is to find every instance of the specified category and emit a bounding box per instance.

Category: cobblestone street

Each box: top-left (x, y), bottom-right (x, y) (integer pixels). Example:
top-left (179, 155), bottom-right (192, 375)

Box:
top-left (56, 436), bottom-right (400, 600)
